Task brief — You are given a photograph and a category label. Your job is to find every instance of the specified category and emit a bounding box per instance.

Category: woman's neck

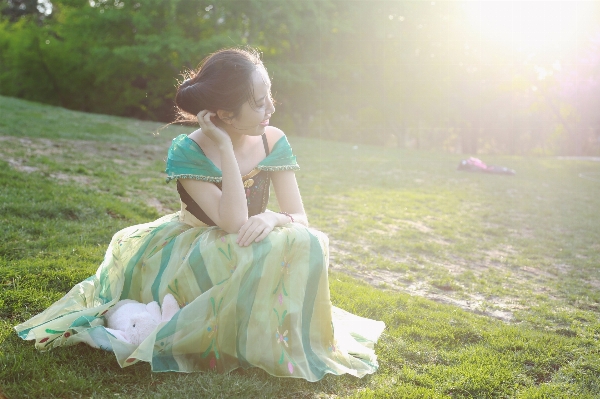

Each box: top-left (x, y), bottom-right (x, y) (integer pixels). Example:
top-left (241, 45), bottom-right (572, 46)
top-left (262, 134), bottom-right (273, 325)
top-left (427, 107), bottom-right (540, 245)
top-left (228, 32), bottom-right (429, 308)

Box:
top-left (217, 119), bottom-right (256, 151)
top-left (225, 130), bottom-right (249, 151)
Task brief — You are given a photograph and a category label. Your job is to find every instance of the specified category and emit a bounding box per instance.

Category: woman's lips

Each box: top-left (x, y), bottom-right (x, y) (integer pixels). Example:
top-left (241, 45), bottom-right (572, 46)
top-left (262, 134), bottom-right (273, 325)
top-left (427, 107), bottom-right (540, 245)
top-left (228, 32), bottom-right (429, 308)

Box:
top-left (260, 119), bottom-right (269, 126)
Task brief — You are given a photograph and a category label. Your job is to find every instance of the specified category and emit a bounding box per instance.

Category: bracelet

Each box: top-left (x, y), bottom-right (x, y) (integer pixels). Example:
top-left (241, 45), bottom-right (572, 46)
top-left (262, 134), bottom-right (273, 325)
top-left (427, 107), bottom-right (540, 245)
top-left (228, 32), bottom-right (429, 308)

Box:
top-left (279, 212), bottom-right (294, 223)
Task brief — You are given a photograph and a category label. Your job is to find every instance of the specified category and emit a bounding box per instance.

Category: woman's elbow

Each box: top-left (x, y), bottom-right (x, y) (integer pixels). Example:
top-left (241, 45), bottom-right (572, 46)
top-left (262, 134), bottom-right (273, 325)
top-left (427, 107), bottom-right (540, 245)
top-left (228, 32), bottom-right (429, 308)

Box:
top-left (221, 227), bottom-right (240, 234)
top-left (218, 217), bottom-right (247, 234)
top-left (221, 226), bottom-right (239, 234)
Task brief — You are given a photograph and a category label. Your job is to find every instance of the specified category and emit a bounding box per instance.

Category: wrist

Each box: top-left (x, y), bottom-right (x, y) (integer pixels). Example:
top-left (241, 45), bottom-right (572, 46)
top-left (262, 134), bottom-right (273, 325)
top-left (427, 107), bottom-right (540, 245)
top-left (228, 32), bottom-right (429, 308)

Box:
top-left (278, 212), bottom-right (294, 224)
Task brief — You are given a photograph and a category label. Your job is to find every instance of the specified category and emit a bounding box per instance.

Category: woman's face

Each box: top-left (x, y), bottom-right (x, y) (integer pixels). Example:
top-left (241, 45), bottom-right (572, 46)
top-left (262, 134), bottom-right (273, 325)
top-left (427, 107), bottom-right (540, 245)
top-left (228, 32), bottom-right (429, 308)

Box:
top-left (227, 66), bottom-right (275, 136)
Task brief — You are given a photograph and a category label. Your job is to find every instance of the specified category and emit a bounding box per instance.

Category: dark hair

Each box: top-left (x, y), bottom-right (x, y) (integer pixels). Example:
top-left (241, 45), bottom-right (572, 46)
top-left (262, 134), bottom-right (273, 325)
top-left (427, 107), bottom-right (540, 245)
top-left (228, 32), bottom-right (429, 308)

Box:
top-left (175, 48), bottom-right (263, 124)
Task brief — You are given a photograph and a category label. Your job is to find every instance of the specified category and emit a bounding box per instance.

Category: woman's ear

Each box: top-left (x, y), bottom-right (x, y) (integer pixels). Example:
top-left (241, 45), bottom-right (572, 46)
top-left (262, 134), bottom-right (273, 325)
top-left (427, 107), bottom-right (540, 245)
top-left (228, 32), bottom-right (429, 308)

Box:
top-left (216, 109), bottom-right (234, 124)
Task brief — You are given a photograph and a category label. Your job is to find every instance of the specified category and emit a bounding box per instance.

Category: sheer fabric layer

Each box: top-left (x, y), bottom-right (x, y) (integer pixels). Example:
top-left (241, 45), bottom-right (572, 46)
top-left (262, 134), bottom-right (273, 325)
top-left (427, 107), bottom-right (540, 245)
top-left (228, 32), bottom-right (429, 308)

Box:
top-left (14, 213), bottom-right (385, 381)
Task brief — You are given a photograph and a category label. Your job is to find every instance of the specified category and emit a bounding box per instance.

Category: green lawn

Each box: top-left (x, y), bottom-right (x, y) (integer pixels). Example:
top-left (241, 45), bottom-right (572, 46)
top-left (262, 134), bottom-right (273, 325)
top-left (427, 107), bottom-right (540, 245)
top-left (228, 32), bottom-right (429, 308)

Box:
top-left (1, 95), bottom-right (599, 398)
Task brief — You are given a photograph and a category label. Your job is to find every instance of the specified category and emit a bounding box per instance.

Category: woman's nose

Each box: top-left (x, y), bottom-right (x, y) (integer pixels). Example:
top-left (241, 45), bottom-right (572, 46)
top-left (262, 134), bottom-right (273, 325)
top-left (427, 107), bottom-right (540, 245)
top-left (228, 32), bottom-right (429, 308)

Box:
top-left (267, 96), bottom-right (275, 114)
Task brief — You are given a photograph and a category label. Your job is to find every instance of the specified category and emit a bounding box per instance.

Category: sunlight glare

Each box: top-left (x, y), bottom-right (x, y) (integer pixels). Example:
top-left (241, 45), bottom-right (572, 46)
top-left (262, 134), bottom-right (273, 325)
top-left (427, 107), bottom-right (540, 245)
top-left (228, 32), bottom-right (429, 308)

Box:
top-left (464, 1), bottom-right (597, 59)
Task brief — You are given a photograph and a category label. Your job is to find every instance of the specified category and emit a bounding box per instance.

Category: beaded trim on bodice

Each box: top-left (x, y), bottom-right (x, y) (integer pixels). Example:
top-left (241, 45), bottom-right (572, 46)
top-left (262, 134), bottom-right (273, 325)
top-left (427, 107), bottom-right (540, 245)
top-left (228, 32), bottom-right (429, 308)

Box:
top-left (176, 135), bottom-right (271, 227)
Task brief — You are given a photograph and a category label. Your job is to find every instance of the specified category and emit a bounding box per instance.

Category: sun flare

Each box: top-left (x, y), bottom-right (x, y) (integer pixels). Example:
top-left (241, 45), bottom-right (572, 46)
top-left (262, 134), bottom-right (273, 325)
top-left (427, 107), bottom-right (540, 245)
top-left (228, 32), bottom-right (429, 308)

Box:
top-left (464, 1), bottom-right (598, 59)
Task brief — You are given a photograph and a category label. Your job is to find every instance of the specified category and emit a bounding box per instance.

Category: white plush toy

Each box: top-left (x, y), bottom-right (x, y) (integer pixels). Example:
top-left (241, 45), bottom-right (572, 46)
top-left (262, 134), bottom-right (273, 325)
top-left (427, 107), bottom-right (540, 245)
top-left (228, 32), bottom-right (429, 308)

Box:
top-left (104, 293), bottom-right (180, 346)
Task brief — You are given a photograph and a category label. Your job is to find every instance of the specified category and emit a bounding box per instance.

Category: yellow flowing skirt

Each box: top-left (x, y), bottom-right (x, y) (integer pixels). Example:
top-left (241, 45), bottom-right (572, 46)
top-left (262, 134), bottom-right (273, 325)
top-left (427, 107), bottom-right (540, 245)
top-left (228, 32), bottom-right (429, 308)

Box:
top-left (15, 213), bottom-right (384, 381)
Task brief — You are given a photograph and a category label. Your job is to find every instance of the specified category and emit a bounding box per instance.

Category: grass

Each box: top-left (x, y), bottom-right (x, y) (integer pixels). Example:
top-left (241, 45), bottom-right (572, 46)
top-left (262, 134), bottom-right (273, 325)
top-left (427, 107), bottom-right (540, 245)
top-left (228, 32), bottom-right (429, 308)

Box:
top-left (0, 94), bottom-right (599, 398)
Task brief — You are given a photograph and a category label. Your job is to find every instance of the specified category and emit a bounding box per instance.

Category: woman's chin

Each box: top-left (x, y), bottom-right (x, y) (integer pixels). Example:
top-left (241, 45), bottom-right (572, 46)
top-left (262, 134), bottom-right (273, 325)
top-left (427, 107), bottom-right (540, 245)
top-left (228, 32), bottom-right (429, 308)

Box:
top-left (249, 125), bottom-right (267, 135)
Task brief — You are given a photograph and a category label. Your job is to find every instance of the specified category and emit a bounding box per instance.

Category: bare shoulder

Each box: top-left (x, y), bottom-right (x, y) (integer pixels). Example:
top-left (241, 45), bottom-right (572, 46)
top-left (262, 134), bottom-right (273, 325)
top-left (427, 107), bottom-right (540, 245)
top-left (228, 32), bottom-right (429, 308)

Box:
top-left (188, 129), bottom-right (216, 153)
top-left (265, 126), bottom-right (285, 152)
top-left (187, 128), bottom-right (203, 144)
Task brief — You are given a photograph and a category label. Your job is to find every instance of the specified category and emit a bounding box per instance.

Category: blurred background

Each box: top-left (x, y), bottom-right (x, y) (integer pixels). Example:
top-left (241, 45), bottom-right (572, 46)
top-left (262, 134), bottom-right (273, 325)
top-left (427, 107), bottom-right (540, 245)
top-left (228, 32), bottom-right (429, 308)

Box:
top-left (1, 0), bottom-right (599, 155)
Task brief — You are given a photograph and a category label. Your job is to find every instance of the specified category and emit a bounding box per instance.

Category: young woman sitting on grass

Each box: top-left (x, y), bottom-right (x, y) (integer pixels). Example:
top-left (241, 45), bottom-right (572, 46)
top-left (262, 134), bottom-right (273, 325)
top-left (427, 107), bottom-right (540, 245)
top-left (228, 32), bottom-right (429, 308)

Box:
top-left (15, 47), bottom-right (385, 382)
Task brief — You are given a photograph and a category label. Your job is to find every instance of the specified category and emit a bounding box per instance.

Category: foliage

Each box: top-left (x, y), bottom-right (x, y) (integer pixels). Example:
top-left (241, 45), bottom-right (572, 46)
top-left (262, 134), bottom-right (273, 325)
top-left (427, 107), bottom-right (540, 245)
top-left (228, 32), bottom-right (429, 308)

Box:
top-left (0, 1), bottom-right (599, 155)
top-left (554, 32), bottom-right (600, 155)
top-left (1, 0), bottom-right (50, 23)
top-left (0, 0), bottom-right (238, 120)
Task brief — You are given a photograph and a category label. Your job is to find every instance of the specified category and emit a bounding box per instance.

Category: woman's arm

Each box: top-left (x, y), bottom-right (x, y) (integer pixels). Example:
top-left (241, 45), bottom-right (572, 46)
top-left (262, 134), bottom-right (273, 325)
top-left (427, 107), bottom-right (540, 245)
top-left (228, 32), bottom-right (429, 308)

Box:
top-left (215, 139), bottom-right (249, 231)
top-left (270, 170), bottom-right (308, 227)
top-left (263, 127), bottom-right (307, 226)
top-left (235, 170), bottom-right (307, 246)
top-left (179, 111), bottom-right (248, 233)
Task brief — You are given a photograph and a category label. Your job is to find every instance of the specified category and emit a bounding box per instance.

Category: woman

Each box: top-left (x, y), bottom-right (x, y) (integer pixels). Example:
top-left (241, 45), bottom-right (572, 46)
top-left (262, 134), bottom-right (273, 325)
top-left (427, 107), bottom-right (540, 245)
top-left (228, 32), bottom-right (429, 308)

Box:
top-left (15, 48), bottom-right (384, 382)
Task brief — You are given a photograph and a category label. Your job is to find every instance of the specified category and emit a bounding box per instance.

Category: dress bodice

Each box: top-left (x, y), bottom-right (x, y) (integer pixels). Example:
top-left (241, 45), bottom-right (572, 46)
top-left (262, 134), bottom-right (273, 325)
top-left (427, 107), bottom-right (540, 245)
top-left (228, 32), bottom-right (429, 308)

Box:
top-left (165, 132), bottom-right (300, 227)
top-left (176, 135), bottom-right (271, 226)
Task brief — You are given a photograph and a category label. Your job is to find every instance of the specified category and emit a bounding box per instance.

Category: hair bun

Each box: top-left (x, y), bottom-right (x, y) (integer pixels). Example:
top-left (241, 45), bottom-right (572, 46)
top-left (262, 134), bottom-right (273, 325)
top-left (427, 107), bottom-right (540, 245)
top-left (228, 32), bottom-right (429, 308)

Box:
top-left (176, 81), bottom-right (204, 116)
top-left (179, 78), bottom-right (196, 90)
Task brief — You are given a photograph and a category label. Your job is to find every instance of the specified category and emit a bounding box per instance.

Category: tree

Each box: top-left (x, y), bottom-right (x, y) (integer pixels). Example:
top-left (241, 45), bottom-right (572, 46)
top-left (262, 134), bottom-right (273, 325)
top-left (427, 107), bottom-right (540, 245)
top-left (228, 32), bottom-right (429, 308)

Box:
top-left (1, 0), bottom-right (50, 24)
top-left (554, 32), bottom-right (600, 155)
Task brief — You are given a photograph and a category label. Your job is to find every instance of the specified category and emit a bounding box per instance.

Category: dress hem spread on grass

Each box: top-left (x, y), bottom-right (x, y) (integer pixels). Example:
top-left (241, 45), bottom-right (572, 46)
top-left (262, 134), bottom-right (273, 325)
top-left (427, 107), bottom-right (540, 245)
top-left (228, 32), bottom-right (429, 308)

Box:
top-left (15, 133), bottom-right (384, 381)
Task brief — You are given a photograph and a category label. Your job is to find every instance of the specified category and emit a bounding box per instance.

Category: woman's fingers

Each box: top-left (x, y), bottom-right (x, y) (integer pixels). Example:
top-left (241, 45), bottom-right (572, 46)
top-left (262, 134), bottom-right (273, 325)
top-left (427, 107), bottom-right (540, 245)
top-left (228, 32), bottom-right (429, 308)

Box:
top-left (254, 228), bottom-right (271, 243)
top-left (203, 111), bottom-right (215, 124)
top-left (236, 221), bottom-right (253, 246)
top-left (236, 228), bottom-right (247, 245)
top-left (196, 110), bottom-right (214, 128)
top-left (240, 225), bottom-right (262, 246)
top-left (196, 110), bottom-right (208, 124)
top-left (243, 230), bottom-right (262, 247)
top-left (197, 110), bottom-right (230, 146)
top-left (237, 220), bottom-right (272, 246)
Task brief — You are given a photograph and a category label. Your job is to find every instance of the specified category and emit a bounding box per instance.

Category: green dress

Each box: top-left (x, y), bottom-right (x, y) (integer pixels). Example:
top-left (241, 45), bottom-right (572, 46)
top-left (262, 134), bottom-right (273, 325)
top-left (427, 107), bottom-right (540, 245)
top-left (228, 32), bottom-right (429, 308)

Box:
top-left (14, 134), bottom-right (385, 381)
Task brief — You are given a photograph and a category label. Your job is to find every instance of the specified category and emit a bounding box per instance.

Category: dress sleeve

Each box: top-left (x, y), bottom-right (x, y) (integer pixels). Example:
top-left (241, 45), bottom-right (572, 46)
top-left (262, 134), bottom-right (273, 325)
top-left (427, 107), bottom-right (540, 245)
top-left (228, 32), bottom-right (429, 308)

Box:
top-left (257, 135), bottom-right (300, 172)
top-left (165, 134), bottom-right (222, 183)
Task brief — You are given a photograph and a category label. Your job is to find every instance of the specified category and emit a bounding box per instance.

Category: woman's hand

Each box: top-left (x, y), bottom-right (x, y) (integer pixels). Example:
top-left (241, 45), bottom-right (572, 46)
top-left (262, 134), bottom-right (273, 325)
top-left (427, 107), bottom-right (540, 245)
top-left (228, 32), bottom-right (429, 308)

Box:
top-left (236, 213), bottom-right (279, 247)
top-left (197, 110), bottom-right (231, 148)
